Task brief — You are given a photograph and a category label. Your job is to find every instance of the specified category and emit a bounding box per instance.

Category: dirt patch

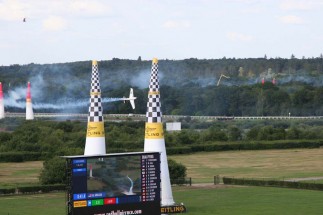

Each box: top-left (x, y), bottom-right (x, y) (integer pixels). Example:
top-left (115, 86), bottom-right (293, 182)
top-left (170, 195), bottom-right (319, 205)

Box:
top-left (285, 176), bottom-right (323, 182)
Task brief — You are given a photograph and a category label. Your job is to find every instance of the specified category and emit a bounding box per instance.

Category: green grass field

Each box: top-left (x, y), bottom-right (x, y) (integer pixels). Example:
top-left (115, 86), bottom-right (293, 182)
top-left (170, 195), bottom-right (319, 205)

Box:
top-left (1, 149), bottom-right (323, 187)
top-left (174, 186), bottom-right (323, 215)
top-left (1, 149), bottom-right (323, 214)
top-left (170, 148), bottom-right (323, 183)
top-left (0, 192), bottom-right (65, 215)
top-left (1, 186), bottom-right (323, 215)
top-left (0, 161), bottom-right (43, 188)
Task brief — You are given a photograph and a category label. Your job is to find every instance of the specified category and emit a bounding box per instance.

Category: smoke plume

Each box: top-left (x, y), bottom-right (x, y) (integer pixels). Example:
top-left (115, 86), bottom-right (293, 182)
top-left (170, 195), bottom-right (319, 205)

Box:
top-left (3, 72), bottom-right (126, 111)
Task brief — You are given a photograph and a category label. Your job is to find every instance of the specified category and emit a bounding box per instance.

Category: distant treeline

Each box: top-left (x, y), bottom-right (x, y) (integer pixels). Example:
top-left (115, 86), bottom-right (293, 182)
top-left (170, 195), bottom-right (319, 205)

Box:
top-left (0, 57), bottom-right (323, 116)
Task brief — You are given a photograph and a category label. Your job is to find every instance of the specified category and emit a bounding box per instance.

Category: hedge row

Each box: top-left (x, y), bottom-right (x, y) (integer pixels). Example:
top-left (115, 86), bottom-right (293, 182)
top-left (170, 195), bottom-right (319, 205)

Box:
top-left (0, 188), bottom-right (15, 194)
top-left (171, 177), bottom-right (192, 186)
top-left (1, 140), bottom-right (322, 161)
top-left (223, 177), bottom-right (323, 191)
top-left (0, 152), bottom-right (50, 162)
top-left (0, 184), bottom-right (65, 195)
top-left (166, 140), bottom-right (323, 155)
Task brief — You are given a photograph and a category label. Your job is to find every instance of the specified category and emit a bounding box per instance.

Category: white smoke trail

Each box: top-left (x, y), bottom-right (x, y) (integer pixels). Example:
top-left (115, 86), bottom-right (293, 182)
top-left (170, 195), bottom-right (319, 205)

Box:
top-left (4, 98), bottom-right (124, 109)
top-left (122, 175), bottom-right (135, 195)
top-left (127, 175), bottom-right (134, 195)
top-left (3, 87), bottom-right (26, 109)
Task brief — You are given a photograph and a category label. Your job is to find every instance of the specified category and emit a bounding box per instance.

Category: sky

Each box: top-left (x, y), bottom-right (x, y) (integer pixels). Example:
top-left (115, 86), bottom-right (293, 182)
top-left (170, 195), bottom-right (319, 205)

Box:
top-left (0, 0), bottom-right (323, 65)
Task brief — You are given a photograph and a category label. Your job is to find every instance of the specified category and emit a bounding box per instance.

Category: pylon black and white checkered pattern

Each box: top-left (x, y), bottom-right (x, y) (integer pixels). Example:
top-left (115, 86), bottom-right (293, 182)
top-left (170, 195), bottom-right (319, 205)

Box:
top-left (90, 64), bottom-right (101, 93)
top-left (88, 63), bottom-right (104, 122)
top-left (149, 63), bottom-right (159, 93)
top-left (146, 62), bottom-right (162, 123)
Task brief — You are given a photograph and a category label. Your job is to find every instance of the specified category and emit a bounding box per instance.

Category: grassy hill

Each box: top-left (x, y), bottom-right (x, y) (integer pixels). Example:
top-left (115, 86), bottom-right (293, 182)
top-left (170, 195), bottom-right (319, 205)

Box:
top-left (1, 149), bottom-right (323, 214)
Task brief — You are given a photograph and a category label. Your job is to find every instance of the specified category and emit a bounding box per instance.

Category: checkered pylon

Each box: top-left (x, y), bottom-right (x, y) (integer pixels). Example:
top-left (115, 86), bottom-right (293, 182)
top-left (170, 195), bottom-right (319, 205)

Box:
top-left (144, 58), bottom-right (175, 206)
top-left (146, 58), bottom-right (162, 123)
top-left (88, 61), bottom-right (104, 122)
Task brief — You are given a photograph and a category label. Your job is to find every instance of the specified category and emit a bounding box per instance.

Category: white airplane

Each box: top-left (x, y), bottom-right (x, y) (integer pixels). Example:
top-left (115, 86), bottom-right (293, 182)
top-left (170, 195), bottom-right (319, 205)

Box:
top-left (121, 88), bottom-right (136, 109)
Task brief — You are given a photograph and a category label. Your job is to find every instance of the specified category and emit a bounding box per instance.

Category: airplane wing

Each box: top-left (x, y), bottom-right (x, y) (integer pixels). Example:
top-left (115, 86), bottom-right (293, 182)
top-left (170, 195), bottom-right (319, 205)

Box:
top-left (129, 88), bottom-right (135, 109)
top-left (130, 100), bottom-right (135, 109)
top-left (129, 88), bottom-right (134, 98)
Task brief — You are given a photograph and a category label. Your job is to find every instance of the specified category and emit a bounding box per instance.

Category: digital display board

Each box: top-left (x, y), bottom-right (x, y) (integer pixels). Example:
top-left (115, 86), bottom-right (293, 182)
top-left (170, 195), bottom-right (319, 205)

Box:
top-left (65, 152), bottom-right (161, 215)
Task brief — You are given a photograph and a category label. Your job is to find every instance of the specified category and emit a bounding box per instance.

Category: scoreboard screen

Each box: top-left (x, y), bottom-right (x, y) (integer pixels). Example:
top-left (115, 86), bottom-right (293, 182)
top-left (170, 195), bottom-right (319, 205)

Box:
top-left (65, 152), bottom-right (161, 215)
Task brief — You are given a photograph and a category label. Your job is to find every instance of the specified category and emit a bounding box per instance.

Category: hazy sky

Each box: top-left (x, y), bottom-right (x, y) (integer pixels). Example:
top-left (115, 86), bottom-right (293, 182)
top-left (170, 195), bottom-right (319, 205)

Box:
top-left (1, 0), bottom-right (323, 65)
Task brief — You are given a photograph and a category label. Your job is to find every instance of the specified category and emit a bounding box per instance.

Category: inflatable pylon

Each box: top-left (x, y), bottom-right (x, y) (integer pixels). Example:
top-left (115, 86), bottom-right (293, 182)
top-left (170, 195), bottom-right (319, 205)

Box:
top-left (84, 60), bottom-right (106, 155)
top-left (26, 82), bottom-right (34, 120)
top-left (272, 78), bottom-right (276, 85)
top-left (0, 82), bottom-right (5, 119)
top-left (144, 58), bottom-right (175, 206)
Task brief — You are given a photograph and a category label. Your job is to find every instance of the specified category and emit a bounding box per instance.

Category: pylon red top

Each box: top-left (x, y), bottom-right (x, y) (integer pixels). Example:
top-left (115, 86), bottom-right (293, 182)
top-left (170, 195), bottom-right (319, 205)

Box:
top-left (26, 82), bottom-right (31, 100)
top-left (272, 78), bottom-right (276, 85)
top-left (0, 82), bottom-right (3, 99)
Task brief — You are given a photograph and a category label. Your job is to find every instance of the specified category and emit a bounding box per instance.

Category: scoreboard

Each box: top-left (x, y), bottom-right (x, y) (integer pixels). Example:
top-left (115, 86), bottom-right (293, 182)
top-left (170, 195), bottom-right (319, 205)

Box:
top-left (65, 152), bottom-right (161, 215)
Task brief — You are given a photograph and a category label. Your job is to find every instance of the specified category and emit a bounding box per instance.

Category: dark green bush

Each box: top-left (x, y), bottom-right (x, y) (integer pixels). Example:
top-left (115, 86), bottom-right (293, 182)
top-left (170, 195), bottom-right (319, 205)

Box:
top-left (168, 159), bottom-right (187, 185)
top-left (17, 184), bottom-right (65, 193)
top-left (0, 152), bottom-right (43, 162)
top-left (0, 152), bottom-right (24, 162)
top-left (223, 177), bottom-right (323, 191)
top-left (167, 140), bottom-right (323, 155)
top-left (39, 157), bottom-right (66, 185)
top-left (166, 146), bottom-right (192, 155)
top-left (0, 188), bottom-right (16, 195)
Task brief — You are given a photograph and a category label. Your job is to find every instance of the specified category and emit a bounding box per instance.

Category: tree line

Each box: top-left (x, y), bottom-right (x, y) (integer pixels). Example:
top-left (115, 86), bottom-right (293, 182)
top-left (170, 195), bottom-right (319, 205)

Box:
top-left (1, 119), bottom-right (323, 157)
top-left (0, 57), bottom-right (323, 116)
